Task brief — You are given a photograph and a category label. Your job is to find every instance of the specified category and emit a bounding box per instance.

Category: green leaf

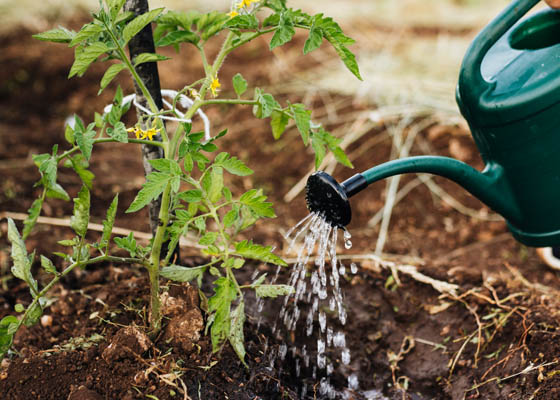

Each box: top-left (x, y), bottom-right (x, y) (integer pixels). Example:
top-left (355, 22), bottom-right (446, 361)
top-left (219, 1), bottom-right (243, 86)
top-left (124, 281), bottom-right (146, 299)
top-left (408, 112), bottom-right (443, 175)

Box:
top-left (199, 232), bottom-right (218, 246)
top-left (202, 167), bottom-right (223, 203)
top-left (290, 104), bottom-right (311, 146)
top-left (223, 208), bottom-right (238, 228)
top-left (64, 123), bottom-right (75, 145)
top-left (22, 197), bottom-right (43, 240)
top-left (69, 23), bottom-right (104, 47)
top-left (33, 27), bottom-right (75, 43)
top-left (183, 153), bottom-right (194, 172)
top-left (223, 187), bottom-right (232, 202)
top-left (253, 89), bottom-right (280, 119)
top-left (74, 118), bottom-right (96, 161)
top-left (14, 304), bottom-right (24, 313)
top-left (100, 194), bottom-right (118, 249)
top-left (270, 110), bottom-right (290, 140)
top-left (270, 11), bottom-right (295, 49)
top-left (126, 171), bottom-right (171, 213)
top-left (197, 11), bottom-right (229, 41)
top-left (69, 42), bottom-right (110, 78)
top-left (229, 301), bottom-right (246, 365)
top-left (108, 0), bottom-right (127, 20)
top-left (215, 153), bottom-right (253, 176)
top-left (114, 232), bottom-right (137, 257)
top-left (46, 183), bottom-right (71, 201)
top-left (239, 189), bottom-right (276, 218)
top-left (161, 265), bottom-right (206, 286)
top-left (70, 185), bottom-right (90, 238)
top-left (201, 142), bottom-right (218, 152)
top-left (94, 112), bottom-right (104, 128)
top-left (149, 159), bottom-right (182, 175)
top-left (232, 73), bottom-right (248, 97)
top-left (303, 20), bottom-right (323, 54)
top-left (24, 303), bottom-right (43, 327)
top-left (311, 134), bottom-right (327, 169)
top-left (106, 121), bottom-right (128, 143)
top-left (40, 255), bottom-right (57, 275)
top-left (7, 219), bottom-right (37, 293)
top-left (33, 152), bottom-right (71, 202)
top-left (58, 238), bottom-right (79, 246)
top-left (123, 8), bottom-right (165, 45)
top-left (156, 31), bottom-right (199, 47)
top-left (69, 155), bottom-right (95, 189)
top-left (332, 146), bottom-right (353, 168)
top-left (208, 277), bottom-right (237, 352)
top-left (255, 284), bottom-right (294, 298)
top-left (178, 189), bottom-right (203, 203)
top-left (193, 216), bottom-right (206, 232)
top-left (234, 240), bottom-right (287, 266)
top-left (99, 63), bottom-right (126, 94)
top-left (0, 315), bottom-right (19, 359)
top-left (133, 52), bottom-right (171, 66)
top-left (226, 14), bottom-right (259, 30)
top-left (263, 0), bottom-right (287, 13)
top-left (323, 29), bottom-right (362, 80)
top-left (115, 11), bottom-right (135, 25)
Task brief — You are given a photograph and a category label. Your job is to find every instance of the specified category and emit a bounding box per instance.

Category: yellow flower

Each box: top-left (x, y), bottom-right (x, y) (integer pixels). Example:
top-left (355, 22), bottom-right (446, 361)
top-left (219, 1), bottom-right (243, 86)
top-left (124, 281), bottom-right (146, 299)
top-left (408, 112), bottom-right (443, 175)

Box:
top-left (127, 125), bottom-right (160, 141)
top-left (228, 10), bottom-right (239, 18)
top-left (144, 127), bottom-right (160, 141)
top-left (236, 0), bottom-right (259, 9)
top-left (210, 77), bottom-right (221, 97)
top-left (127, 126), bottom-right (142, 139)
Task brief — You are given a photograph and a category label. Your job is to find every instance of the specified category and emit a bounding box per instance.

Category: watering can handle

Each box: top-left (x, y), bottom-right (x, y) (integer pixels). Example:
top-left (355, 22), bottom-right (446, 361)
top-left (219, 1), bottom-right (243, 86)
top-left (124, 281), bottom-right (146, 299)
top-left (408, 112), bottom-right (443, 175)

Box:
top-left (458, 0), bottom-right (540, 105)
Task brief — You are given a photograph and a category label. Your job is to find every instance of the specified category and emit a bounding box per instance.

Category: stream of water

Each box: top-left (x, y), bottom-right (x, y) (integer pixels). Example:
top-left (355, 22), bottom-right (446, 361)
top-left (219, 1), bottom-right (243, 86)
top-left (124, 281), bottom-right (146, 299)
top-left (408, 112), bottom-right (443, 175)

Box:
top-left (256, 212), bottom-right (365, 399)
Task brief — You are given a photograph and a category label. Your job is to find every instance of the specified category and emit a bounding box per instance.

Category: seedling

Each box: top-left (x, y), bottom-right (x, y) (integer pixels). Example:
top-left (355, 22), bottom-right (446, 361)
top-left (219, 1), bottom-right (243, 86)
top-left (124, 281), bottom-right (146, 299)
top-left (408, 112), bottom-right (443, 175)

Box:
top-left (2, 0), bottom-right (361, 364)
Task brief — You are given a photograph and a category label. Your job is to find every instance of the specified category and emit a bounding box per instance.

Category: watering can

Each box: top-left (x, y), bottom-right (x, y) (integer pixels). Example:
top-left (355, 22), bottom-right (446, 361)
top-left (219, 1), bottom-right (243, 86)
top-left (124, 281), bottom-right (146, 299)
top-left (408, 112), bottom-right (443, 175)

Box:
top-left (305, 0), bottom-right (560, 247)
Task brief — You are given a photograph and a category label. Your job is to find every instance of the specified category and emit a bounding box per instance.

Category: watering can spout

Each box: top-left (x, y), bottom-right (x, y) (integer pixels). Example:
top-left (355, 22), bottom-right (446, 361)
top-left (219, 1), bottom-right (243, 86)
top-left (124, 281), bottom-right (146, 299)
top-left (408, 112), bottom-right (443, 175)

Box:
top-left (306, 156), bottom-right (522, 230)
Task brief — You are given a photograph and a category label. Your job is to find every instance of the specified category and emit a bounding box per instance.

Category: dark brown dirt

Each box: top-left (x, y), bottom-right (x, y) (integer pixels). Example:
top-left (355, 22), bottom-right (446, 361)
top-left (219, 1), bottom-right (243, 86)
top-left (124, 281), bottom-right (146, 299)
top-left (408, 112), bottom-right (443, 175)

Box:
top-left (2, 17), bottom-right (560, 400)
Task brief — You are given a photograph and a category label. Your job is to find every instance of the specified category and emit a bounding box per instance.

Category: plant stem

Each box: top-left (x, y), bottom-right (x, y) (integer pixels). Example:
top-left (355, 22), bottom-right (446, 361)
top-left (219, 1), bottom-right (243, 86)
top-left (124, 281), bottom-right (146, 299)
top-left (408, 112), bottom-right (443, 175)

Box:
top-left (146, 179), bottom-right (173, 334)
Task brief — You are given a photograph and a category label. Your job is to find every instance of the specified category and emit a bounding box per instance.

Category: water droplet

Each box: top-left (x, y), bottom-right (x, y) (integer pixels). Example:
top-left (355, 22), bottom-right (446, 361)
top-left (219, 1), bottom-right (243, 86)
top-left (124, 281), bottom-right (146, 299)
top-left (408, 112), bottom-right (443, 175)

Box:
top-left (333, 331), bottom-right (345, 347)
top-left (342, 348), bottom-right (351, 365)
top-left (351, 262), bottom-right (358, 274)
top-left (319, 311), bottom-right (327, 332)
top-left (279, 343), bottom-right (287, 360)
top-left (274, 213), bottom-right (356, 396)
top-left (348, 373), bottom-right (359, 390)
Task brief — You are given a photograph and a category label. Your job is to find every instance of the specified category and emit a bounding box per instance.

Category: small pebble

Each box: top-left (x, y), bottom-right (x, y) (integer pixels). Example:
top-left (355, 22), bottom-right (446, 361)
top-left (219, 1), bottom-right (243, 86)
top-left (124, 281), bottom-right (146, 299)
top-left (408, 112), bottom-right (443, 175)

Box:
top-left (41, 315), bottom-right (53, 327)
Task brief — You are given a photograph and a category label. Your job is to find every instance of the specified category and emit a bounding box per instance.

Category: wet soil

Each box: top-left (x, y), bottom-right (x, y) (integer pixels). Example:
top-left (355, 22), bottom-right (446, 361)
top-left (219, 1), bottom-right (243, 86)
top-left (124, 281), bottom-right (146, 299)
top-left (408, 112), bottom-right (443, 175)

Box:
top-left (2, 19), bottom-right (560, 400)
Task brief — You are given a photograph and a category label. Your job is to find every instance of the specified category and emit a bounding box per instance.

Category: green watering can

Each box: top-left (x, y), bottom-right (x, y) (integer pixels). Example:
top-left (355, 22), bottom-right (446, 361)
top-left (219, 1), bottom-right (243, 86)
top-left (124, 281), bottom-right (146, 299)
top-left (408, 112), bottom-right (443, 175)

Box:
top-left (306, 0), bottom-right (560, 247)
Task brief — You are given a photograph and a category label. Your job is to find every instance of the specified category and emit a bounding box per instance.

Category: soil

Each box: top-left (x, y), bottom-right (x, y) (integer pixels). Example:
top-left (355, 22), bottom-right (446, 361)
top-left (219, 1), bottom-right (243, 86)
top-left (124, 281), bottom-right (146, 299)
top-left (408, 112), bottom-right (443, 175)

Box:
top-left (2, 17), bottom-right (560, 400)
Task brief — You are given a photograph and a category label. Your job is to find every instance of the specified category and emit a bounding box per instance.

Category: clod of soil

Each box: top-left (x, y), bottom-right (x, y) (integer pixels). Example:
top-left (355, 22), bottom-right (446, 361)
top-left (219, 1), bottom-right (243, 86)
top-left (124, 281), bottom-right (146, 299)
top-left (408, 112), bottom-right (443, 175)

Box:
top-left (101, 326), bottom-right (152, 363)
top-left (161, 284), bottom-right (204, 352)
top-left (67, 385), bottom-right (104, 400)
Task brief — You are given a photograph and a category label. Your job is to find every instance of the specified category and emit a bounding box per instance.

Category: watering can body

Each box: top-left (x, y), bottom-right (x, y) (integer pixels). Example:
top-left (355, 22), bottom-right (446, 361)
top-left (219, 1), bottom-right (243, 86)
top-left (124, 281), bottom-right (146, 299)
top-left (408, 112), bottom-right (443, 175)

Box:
top-left (456, 0), bottom-right (560, 246)
top-left (307, 0), bottom-right (560, 247)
